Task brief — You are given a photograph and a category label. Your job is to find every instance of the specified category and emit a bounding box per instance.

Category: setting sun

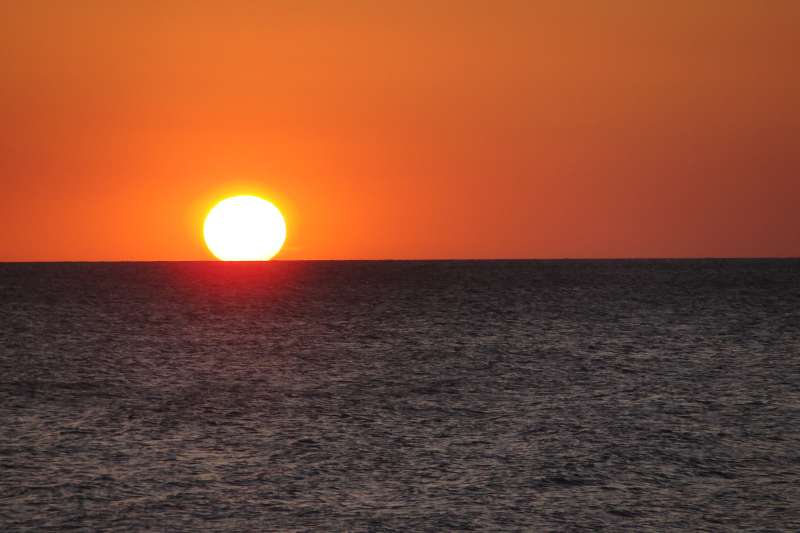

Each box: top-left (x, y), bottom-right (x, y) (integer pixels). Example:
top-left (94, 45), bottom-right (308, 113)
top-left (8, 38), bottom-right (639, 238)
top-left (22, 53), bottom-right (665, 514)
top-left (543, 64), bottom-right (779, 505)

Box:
top-left (203, 195), bottom-right (286, 261)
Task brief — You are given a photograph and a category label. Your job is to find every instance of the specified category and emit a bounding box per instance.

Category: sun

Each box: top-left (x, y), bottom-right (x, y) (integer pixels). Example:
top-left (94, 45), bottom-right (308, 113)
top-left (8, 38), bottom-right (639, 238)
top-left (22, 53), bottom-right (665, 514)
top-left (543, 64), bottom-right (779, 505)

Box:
top-left (203, 195), bottom-right (287, 261)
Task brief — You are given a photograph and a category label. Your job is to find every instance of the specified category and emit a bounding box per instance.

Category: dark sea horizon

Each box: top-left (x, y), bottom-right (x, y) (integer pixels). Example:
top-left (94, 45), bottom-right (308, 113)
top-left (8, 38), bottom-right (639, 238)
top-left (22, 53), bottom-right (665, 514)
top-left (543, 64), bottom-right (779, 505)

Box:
top-left (2, 259), bottom-right (799, 530)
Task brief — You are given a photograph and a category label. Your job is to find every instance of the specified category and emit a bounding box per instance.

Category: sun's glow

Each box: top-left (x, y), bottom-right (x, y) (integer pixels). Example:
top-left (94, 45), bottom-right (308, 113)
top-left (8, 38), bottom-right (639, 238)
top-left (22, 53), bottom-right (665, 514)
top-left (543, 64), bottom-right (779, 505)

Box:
top-left (203, 195), bottom-right (286, 261)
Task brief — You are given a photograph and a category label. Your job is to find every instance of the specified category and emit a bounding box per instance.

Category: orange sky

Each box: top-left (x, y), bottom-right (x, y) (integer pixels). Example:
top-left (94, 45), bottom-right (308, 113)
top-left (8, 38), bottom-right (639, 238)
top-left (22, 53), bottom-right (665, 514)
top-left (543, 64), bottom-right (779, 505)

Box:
top-left (1, 1), bottom-right (798, 260)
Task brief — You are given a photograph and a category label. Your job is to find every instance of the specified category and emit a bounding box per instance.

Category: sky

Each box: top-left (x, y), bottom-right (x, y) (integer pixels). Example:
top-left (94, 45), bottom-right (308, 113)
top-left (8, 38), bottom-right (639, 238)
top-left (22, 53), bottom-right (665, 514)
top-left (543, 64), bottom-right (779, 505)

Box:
top-left (1, 0), bottom-right (798, 260)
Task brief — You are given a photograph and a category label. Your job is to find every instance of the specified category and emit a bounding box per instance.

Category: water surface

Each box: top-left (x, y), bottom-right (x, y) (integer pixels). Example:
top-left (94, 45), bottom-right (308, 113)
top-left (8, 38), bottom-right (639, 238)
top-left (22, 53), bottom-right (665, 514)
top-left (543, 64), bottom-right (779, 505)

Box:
top-left (1, 260), bottom-right (799, 530)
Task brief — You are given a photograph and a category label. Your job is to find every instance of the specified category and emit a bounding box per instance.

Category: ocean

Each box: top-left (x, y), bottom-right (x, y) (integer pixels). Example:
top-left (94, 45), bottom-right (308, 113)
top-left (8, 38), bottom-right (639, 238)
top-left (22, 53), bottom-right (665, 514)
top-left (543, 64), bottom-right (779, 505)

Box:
top-left (1, 260), bottom-right (799, 530)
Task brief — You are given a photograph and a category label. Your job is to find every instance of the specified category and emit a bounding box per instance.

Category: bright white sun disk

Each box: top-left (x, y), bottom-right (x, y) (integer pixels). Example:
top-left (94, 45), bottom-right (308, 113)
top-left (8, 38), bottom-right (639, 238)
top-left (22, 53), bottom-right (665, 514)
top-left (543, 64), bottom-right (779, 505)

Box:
top-left (203, 195), bottom-right (286, 261)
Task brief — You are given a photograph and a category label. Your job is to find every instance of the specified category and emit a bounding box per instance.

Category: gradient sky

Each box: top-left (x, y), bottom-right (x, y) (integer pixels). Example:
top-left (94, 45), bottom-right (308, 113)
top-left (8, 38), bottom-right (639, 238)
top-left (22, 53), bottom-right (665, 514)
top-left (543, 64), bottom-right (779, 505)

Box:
top-left (1, 1), bottom-right (798, 260)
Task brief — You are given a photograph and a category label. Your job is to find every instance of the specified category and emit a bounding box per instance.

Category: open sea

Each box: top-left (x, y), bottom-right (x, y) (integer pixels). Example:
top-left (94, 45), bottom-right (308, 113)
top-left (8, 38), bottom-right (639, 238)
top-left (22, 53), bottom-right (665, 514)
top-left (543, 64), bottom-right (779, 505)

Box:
top-left (1, 260), bottom-right (799, 531)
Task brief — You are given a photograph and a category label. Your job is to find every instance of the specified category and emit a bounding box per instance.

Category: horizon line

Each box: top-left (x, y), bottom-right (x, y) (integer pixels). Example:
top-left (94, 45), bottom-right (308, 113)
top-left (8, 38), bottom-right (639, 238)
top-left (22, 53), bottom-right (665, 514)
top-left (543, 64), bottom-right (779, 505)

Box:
top-left (1, 256), bottom-right (798, 264)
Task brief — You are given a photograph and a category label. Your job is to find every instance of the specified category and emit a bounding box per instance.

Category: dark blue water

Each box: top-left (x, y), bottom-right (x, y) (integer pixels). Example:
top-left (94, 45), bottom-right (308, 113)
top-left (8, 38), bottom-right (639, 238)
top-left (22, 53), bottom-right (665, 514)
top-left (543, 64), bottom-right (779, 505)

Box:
top-left (1, 260), bottom-right (799, 530)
